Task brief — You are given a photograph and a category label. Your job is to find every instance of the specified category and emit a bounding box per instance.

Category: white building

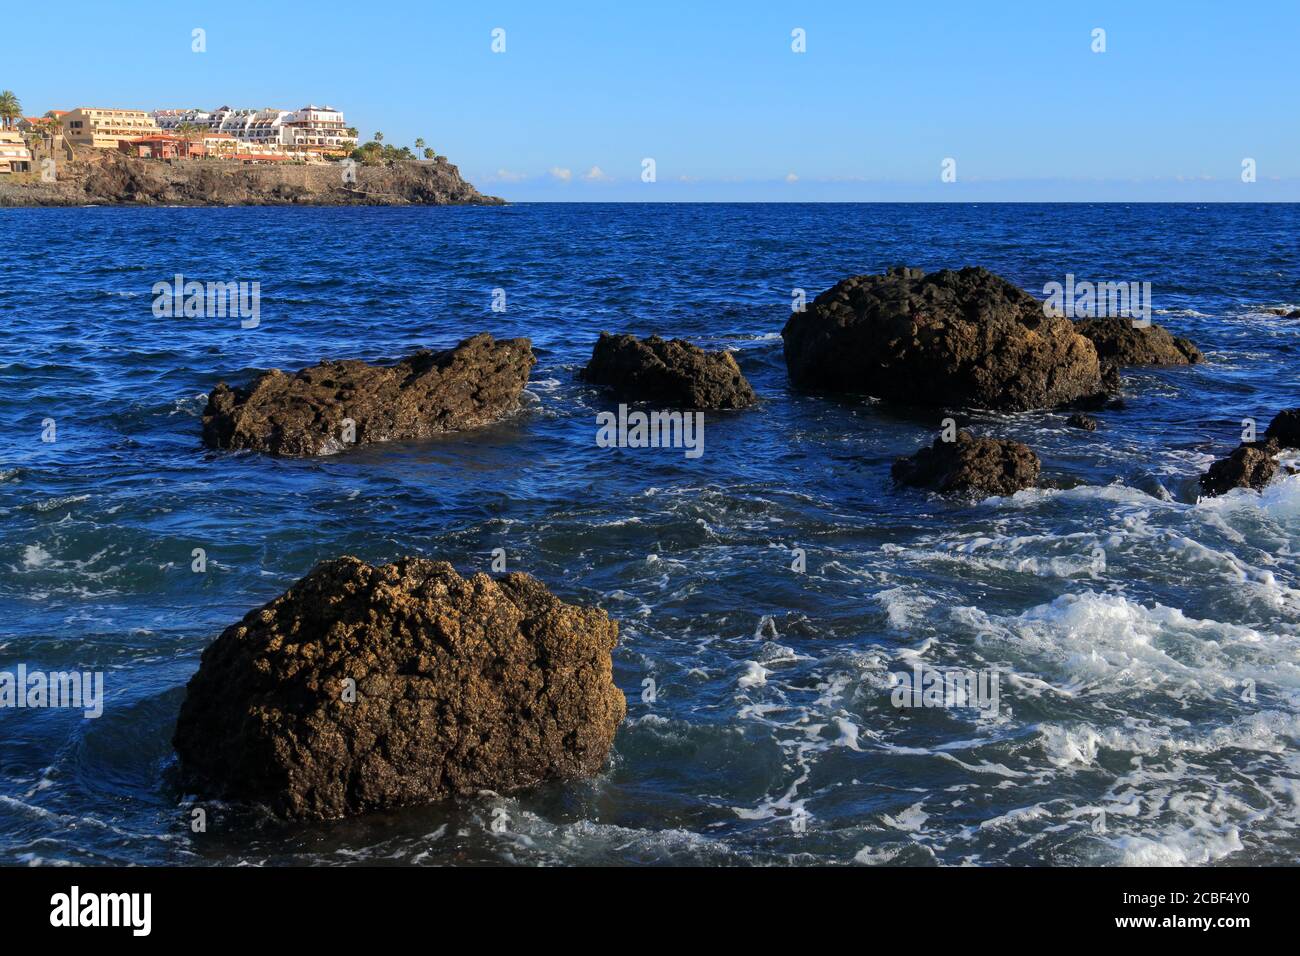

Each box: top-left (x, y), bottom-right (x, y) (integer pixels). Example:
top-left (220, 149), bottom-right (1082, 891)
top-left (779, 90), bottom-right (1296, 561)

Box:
top-left (151, 104), bottom-right (355, 153)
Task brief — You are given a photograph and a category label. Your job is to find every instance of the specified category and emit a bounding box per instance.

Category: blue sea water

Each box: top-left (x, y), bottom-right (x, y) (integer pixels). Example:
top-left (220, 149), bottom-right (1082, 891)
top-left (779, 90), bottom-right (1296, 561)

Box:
top-left (1, 202), bottom-right (1298, 866)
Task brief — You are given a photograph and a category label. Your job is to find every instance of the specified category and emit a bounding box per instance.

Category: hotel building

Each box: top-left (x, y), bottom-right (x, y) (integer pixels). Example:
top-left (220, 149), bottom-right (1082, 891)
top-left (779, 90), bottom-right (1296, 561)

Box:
top-left (60, 108), bottom-right (162, 149)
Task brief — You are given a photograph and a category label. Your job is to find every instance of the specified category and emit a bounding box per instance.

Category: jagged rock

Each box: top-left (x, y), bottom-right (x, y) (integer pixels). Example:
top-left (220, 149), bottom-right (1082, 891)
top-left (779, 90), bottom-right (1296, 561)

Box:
top-left (892, 430), bottom-right (1041, 497)
top-left (1265, 408), bottom-right (1300, 448)
top-left (781, 266), bottom-right (1101, 411)
top-left (580, 332), bottom-right (756, 409)
top-left (202, 333), bottom-right (535, 457)
top-left (1200, 441), bottom-right (1280, 496)
top-left (1073, 317), bottom-right (1203, 365)
top-left (173, 556), bottom-right (626, 821)
top-left (1067, 413), bottom-right (1099, 431)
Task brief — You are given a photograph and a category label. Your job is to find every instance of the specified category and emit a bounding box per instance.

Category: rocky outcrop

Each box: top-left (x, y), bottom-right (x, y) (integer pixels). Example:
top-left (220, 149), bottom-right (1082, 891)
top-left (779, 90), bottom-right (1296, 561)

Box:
top-left (782, 266), bottom-right (1102, 411)
top-left (1067, 413), bottom-right (1099, 431)
top-left (892, 430), bottom-right (1041, 497)
top-left (1200, 408), bottom-right (1300, 496)
top-left (173, 556), bottom-right (626, 821)
top-left (202, 333), bottom-right (534, 457)
top-left (1200, 442), bottom-right (1280, 496)
top-left (1265, 408), bottom-right (1300, 447)
top-left (0, 148), bottom-right (503, 207)
top-left (1073, 318), bottom-right (1203, 366)
top-left (581, 332), bottom-right (757, 409)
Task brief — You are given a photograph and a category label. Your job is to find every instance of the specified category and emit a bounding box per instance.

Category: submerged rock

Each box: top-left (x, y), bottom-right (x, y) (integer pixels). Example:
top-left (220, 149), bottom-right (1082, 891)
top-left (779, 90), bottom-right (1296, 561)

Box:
top-left (202, 333), bottom-right (535, 457)
top-left (781, 266), bottom-right (1101, 411)
top-left (1067, 413), bottom-right (1099, 431)
top-left (173, 556), bottom-right (626, 821)
top-left (1200, 441), bottom-right (1279, 496)
top-left (1072, 317), bottom-right (1203, 366)
top-left (892, 430), bottom-right (1041, 497)
top-left (581, 332), bottom-right (756, 409)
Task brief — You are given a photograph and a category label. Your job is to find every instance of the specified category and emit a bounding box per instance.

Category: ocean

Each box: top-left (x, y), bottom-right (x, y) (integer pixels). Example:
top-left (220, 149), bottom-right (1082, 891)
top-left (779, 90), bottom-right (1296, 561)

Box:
top-left (1, 202), bottom-right (1298, 866)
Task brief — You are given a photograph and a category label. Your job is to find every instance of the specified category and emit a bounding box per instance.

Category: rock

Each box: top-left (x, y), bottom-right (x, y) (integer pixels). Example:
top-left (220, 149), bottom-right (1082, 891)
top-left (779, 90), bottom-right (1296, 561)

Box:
top-left (202, 333), bottom-right (535, 457)
top-left (580, 332), bottom-right (757, 409)
top-left (1067, 413), bottom-right (1099, 431)
top-left (892, 430), bottom-right (1041, 497)
top-left (1200, 441), bottom-right (1279, 496)
top-left (1265, 408), bottom-right (1300, 448)
top-left (173, 556), bottom-right (626, 821)
top-left (1073, 317), bottom-right (1203, 365)
top-left (781, 266), bottom-right (1101, 411)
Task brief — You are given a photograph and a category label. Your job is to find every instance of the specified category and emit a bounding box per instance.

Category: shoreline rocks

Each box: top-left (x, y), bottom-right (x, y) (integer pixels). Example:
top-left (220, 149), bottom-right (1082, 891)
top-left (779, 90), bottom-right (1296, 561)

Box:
top-left (1199, 408), bottom-right (1300, 496)
top-left (782, 266), bottom-right (1102, 411)
top-left (892, 430), bottom-right (1041, 497)
top-left (580, 332), bottom-right (757, 409)
top-left (1073, 317), bottom-right (1203, 366)
top-left (173, 556), bottom-right (626, 821)
top-left (202, 333), bottom-right (535, 457)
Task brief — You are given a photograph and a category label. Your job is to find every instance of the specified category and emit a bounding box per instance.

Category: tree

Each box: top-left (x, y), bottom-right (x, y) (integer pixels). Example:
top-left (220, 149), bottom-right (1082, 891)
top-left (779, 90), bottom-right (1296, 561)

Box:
top-left (0, 91), bottom-right (21, 130)
top-left (374, 131), bottom-right (384, 142)
top-left (423, 148), bottom-right (435, 160)
top-left (414, 137), bottom-right (425, 151)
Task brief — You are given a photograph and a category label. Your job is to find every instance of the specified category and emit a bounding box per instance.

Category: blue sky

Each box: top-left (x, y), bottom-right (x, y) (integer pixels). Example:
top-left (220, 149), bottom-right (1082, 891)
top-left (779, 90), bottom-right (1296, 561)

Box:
top-left (6, 1), bottom-right (1299, 200)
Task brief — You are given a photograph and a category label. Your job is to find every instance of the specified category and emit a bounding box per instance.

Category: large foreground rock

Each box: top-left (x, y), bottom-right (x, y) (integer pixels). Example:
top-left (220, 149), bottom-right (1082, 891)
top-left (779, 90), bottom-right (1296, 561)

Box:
top-left (581, 332), bottom-right (756, 409)
top-left (1073, 318), bottom-right (1203, 365)
top-left (892, 430), bottom-right (1041, 497)
top-left (173, 556), bottom-right (626, 821)
top-left (782, 266), bottom-right (1102, 411)
top-left (202, 333), bottom-right (535, 457)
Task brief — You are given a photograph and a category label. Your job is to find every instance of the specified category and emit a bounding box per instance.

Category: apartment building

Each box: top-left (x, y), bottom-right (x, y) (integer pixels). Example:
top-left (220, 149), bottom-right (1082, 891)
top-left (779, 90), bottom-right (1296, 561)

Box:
top-left (151, 103), bottom-right (355, 154)
top-left (61, 108), bottom-right (161, 148)
top-left (282, 105), bottom-right (354, 153)
top-left (0, 129), bottom-right (34, 174)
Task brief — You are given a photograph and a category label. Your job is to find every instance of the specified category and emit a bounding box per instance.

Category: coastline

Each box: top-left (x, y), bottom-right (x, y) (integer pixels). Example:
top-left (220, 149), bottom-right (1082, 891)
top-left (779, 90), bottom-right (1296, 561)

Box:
top-left (0, 148), bottom-right (503, 207)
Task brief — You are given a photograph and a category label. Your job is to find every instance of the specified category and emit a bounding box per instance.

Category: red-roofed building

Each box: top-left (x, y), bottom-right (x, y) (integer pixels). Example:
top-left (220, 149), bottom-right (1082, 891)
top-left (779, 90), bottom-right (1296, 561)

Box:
top-left (118, 135), bottom-right (207, 160)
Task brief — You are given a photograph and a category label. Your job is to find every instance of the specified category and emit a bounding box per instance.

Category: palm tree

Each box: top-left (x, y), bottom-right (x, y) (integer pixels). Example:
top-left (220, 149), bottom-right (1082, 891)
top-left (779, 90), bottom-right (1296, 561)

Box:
top-left (0, 91), bottom-right (21, 130)
top-left (423, 148), bottom-right (435, 160)
top-left (414, 137), bottom-right (425, 151)
top-left (374, 131), bottom-right (384, 143)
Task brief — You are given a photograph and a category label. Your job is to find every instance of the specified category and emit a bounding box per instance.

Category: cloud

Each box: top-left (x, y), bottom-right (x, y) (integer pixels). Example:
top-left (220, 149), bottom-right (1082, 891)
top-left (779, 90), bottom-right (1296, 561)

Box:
top-left (549, 167), bottom-right (573, 182)
top-left (785, 172), bottom-right (799, 183)
top-left (582, 165), bottom-right (611, 182)
top-left (492, 168), bottom-right (527, 183)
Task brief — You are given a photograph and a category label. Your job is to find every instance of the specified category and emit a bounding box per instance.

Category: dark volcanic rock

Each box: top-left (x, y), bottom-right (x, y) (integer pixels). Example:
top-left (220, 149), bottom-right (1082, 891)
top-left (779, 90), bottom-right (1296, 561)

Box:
top-left (173, 556), bottom-right (626, 821)
top-left (1200, 441), bottom-right (1280, 496)
top-left (580, 332), bottom-right (756, 409)
top-left (1265, 408), bottom-right (1300, 448)
top-left (892, 430), bottom-right (1041, 497)
top-left (781, 266), bottom-right (1101, 411)
top-left (1073, 317), bottom-right (1203, 366)
top-left (202, 333), bottom-right (535, 457)
top-left (1067, 413), bottom-right (1099, 431)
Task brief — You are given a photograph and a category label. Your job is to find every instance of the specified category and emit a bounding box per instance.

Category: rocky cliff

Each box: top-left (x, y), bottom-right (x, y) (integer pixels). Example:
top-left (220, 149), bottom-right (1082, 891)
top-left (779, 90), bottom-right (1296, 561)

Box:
top-left (0, 147), bottom-right (502, 206)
